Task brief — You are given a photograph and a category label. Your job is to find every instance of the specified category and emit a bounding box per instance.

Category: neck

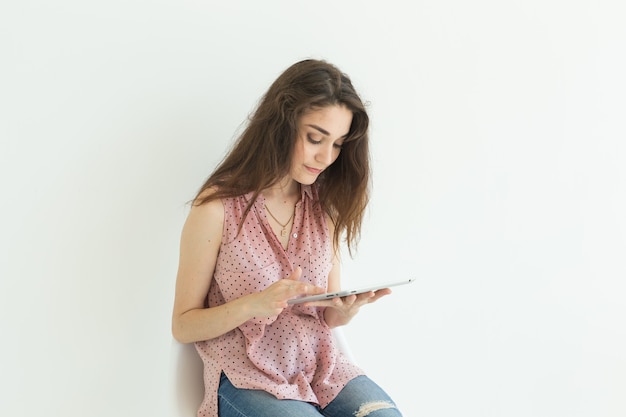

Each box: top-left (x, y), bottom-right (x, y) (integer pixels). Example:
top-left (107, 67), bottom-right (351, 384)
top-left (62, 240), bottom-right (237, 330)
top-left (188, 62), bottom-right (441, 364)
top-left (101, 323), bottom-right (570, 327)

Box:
top-left (263, 177), bottom-right (300, 201)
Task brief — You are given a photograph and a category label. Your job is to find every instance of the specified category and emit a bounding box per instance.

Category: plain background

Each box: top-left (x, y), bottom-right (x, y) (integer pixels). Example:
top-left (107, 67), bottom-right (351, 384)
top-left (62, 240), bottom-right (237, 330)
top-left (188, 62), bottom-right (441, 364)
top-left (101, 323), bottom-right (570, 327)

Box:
top-left (1, 1), bottom-right (625, 416)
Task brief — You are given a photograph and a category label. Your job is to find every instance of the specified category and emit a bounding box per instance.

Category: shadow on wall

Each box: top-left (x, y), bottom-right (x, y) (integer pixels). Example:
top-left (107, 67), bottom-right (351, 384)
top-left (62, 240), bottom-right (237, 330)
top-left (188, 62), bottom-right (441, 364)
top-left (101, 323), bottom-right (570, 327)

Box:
top-left (170, 340), bottom-right (204, 415)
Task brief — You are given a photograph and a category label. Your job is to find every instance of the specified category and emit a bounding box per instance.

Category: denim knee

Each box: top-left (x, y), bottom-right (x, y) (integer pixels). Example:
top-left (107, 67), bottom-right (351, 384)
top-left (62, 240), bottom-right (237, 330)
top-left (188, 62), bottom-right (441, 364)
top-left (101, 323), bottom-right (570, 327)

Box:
top-left (322, 376), bottom-right (403, 417)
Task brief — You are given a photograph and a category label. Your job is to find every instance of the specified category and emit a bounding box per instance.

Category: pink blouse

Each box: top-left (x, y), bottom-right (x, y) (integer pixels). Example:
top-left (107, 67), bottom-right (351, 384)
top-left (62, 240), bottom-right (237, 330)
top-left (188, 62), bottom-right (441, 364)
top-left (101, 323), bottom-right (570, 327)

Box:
top-left (194, 184), bottom-right (364, 417)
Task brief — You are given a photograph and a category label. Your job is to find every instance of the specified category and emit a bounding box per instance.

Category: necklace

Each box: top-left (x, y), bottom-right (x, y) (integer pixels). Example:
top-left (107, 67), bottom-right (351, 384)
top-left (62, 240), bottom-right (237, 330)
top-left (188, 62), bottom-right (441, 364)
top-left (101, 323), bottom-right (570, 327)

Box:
top-left (264, 204), bottom-right (294, 237)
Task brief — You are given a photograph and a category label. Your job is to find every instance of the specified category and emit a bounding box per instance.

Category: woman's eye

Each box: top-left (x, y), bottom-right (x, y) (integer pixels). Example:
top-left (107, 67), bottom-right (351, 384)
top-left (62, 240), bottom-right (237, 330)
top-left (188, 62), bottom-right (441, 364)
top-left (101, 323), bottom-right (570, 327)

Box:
top-left (307, 134), bottom-right (321, 144)
top-left (306, 134), bottom-right (342, 150)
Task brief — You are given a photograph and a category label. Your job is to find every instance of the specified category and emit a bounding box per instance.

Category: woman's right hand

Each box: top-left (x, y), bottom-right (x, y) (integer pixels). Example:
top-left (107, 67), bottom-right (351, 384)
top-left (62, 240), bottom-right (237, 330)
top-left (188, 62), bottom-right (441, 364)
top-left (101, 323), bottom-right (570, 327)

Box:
top-left (247, 267), bottom-right (325, 317)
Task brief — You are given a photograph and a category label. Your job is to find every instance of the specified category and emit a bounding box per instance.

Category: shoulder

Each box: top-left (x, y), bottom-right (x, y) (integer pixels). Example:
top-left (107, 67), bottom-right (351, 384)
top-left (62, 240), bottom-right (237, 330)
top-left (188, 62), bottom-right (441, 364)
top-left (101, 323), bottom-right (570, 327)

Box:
top-left (193, 186), bottom-right (224, 214)
top-left (183, 188), bottom-right (225, 240)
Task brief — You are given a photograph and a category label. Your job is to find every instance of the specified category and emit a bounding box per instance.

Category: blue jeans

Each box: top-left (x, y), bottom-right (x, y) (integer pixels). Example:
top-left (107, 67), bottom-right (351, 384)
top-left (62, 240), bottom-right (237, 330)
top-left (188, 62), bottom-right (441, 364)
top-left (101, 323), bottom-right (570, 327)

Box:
top-left (218, 373), bottom-right (403, 417)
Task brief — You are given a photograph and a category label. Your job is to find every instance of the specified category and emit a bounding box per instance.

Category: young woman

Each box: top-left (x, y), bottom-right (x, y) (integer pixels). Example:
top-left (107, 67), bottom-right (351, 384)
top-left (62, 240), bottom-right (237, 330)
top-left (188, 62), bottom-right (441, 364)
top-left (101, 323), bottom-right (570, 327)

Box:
top-left (172, 59), bottom-right (403, 417)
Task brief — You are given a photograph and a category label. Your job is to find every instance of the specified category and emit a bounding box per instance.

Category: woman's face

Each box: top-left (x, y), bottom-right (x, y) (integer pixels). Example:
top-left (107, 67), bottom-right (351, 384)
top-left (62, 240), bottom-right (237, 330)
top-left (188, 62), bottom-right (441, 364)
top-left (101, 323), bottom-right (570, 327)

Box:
top-left (290, 104), bottom-right (353, 185)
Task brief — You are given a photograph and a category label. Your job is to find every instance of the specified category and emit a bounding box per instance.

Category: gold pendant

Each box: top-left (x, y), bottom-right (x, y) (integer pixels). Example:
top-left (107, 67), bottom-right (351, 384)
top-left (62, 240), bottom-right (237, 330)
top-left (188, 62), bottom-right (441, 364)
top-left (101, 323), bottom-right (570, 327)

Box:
top-left (281, 229), bottom-right (287, 237)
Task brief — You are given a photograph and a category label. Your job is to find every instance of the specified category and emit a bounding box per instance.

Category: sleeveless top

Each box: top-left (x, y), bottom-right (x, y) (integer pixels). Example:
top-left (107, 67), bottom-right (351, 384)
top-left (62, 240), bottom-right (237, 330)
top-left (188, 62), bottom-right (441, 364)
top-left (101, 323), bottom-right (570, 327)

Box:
top-left (193, 184), bottom-right (364, 417)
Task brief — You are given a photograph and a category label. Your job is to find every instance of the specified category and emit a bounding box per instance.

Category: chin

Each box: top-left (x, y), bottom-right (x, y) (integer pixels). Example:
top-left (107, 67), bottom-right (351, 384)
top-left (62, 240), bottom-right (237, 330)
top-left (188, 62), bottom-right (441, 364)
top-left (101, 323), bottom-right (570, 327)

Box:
top-left (297, 178), bottom-right (317, 186)
top-left (290, 167), bottom-right (321, 185)
top-left (295, 174), bottom-right (319, 185)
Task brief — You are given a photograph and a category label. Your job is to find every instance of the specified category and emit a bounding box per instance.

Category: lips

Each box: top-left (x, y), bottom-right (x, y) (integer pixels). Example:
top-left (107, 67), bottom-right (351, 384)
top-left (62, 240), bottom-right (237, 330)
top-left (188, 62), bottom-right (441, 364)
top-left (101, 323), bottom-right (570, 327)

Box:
top-left (305, 165), bottom-right (323, 175)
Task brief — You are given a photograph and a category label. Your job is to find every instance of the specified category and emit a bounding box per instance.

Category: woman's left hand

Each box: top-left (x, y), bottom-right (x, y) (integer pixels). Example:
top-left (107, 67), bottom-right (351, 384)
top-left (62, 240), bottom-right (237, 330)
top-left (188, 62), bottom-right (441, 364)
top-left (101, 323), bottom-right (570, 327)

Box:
top-left (307, 288), bottom-right (392, 327)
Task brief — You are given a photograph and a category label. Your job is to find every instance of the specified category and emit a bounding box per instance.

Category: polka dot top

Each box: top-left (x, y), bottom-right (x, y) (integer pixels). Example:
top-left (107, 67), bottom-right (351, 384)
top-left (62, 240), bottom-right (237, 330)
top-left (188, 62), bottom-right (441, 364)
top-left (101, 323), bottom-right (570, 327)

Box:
top-left (193, 184), bottom-right (364, 417)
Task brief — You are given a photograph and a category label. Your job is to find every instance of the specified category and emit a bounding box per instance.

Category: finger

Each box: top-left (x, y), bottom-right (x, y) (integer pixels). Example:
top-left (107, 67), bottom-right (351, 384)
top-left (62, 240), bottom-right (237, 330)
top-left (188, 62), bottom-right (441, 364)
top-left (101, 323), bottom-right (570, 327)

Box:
top-left (282, 280), bottom-right (325, 302)
top-left (295, 282), bottom-right (325, 296)
top-left (342, 294), bottom-right (358, 306)
top-left (280, 268), bottom-right (303, 296)
top-left (301, 297), bottom-right (340, 308)
top-left (288, 267), bottom-right (302, 281)
top-left (370, 288), bottom-right (392, 302)
top-left (352, 291), bottom-right (376, 305)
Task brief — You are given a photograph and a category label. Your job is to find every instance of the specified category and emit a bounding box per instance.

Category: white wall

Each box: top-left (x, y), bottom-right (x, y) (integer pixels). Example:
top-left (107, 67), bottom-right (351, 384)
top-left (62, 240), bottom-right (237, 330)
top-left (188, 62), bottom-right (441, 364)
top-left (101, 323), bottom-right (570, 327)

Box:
top-left (2, 1), bottom-right (624, 416)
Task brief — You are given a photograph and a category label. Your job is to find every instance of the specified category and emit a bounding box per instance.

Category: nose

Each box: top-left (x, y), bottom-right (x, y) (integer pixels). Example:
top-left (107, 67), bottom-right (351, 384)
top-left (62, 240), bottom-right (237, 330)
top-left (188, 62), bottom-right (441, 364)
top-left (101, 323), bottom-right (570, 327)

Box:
top-left (316, 143), bottom-right (336, 166)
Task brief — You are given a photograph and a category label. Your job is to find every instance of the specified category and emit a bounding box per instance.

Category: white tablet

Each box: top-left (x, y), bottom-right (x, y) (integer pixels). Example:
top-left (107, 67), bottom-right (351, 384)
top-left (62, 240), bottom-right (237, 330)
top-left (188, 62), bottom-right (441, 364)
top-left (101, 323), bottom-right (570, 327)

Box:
top-left (287, 278), bottom-right (416, 304)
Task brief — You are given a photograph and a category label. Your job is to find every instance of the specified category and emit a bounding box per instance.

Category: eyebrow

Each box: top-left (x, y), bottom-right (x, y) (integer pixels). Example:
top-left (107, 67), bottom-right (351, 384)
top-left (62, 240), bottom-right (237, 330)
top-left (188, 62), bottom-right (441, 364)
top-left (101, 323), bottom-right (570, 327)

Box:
top-left (306, 124), bottom-right (349, 139)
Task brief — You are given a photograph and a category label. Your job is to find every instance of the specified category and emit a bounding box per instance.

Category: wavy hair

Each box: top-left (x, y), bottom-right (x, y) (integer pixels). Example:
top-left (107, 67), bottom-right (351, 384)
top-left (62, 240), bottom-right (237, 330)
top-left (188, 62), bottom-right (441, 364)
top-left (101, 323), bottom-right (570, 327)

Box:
top-left (195, 59), bottom-right (370, 255)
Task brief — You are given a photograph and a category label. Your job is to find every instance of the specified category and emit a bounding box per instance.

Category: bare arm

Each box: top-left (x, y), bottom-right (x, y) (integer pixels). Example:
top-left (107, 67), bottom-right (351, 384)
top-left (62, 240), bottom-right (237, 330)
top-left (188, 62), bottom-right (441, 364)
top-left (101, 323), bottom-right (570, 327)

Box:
top-left (171, 196), bottom-right (324, 344)
top-left (171, 198), bottom-right (243, 343)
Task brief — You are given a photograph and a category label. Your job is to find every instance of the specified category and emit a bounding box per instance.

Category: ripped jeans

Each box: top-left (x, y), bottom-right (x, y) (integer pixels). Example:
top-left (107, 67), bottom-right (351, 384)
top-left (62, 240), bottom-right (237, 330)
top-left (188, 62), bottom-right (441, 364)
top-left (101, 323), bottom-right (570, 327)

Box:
top-left (218, 373), bottom-right (403, 417)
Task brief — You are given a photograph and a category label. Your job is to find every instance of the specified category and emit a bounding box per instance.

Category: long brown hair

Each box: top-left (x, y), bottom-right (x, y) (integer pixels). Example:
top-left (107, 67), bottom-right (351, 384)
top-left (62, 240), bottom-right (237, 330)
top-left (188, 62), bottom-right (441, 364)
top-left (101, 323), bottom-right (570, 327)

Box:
top-left (195, 59), bottom-right (370, 254)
